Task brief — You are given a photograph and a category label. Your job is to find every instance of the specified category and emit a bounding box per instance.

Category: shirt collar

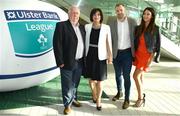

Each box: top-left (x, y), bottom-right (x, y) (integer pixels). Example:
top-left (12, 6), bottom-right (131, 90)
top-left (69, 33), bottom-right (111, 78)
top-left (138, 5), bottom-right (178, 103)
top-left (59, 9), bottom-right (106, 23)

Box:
top-left (70, 21), bottom-right (79, 27)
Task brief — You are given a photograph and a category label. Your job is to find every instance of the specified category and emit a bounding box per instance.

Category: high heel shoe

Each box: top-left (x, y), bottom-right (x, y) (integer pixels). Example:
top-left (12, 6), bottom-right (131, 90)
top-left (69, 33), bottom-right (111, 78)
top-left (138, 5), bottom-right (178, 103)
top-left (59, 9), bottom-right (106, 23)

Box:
top-left (96, 106), bottom-right (102, 111)
top-left (92, 99), bottom-right (96, 103)
top-left (96, 98), bottom-right (102, 111)
top-left (143, 93), bottom-right (146, 107)
top-left (133, 93), bottom-right (146, 107)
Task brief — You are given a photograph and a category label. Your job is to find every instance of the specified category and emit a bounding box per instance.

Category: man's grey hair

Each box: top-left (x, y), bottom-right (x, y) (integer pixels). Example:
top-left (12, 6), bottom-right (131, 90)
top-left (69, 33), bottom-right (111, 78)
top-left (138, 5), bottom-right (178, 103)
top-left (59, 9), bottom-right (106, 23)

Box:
top-left (68, 5), bottom-right (80, 14)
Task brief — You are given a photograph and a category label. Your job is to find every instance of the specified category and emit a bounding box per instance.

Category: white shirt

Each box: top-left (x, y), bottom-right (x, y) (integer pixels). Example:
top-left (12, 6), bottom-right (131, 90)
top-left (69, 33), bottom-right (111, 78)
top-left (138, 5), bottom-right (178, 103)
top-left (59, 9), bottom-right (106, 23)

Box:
top-left (72, 24), bottom-right (84, 60)
top-left (117, 18), bottom-right (131, 49)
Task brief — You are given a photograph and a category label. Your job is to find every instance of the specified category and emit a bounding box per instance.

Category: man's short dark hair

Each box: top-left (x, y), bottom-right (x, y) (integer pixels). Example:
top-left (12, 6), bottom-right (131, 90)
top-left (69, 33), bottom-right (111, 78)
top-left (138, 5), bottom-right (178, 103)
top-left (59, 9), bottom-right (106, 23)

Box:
top-left (115, 3), bottom-right (125, 8)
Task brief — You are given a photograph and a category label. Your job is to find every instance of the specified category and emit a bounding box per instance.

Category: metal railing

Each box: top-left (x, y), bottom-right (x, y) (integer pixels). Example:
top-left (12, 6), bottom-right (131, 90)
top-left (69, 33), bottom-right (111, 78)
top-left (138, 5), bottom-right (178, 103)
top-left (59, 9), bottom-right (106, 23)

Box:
top-left (158, 16), bottom-right (180, 46)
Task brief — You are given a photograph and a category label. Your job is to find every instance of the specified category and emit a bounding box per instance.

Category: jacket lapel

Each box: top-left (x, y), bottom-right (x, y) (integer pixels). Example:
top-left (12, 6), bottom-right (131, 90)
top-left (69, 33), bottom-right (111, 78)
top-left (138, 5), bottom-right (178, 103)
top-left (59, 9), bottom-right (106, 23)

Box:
top-left (67, 20), bottom-right (77, 39)
top-left (113, 19), bottom-right (118, 46)
top-left (85, 24), bottom-right (92, 56)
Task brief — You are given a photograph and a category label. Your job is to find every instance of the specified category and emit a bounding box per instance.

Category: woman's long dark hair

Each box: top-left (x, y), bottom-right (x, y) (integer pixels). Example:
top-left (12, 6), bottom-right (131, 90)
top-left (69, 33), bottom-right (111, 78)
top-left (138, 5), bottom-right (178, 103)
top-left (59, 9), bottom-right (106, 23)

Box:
top-left (90, 8), bottom-right (103, 23)
top-left (136, 7), bottom-right (156, 36)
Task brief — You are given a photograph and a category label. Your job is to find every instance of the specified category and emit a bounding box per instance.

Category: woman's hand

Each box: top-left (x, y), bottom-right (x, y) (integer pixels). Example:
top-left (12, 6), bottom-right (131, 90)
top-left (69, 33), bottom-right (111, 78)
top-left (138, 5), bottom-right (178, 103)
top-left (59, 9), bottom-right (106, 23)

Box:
top-left (107, 59), bottom-right (113, 64)
top-left (147, 53), bottom-right (154, 66)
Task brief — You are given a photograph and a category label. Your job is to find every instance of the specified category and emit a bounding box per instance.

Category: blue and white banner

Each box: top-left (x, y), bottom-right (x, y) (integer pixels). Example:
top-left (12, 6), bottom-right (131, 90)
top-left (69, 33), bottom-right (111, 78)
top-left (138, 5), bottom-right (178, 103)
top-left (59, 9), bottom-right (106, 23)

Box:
top-left (0, 0), bottom-right (68, 92)
top-left (4, 10), bottom-right (60, 58)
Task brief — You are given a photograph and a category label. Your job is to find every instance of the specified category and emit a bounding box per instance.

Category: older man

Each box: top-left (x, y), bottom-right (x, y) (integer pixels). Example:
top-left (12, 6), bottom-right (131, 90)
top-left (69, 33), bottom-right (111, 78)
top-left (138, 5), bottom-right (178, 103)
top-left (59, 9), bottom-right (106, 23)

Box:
top-left (53, 6), bottom-right (85, 115)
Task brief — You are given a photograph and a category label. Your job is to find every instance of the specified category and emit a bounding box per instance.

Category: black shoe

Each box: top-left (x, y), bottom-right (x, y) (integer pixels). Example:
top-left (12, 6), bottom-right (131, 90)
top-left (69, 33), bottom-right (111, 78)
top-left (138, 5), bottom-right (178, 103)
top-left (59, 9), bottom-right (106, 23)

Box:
top-left (72, 100), bottom-right (82, 107)
top-left (122, 100), bottom-right (129, 109)
top-left (96, 106), bottom-right (102, 111)
top-left (112, 91), bottom-right (123, 101)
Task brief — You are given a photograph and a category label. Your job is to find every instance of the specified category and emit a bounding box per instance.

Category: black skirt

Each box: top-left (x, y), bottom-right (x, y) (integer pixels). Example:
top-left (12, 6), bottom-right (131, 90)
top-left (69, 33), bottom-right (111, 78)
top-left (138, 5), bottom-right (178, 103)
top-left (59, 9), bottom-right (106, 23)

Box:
top-left (86, 46), bottom-right (107, 81)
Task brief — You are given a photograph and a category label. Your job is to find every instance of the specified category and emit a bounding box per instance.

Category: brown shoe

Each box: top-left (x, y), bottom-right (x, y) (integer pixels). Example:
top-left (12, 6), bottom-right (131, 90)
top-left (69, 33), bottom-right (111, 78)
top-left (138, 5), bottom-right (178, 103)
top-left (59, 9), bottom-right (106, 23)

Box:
top-left (63, 107), bottom-right (71, 115)
top-left (122, 100), bottom-right (129, 109)
top-left (112, 91), bottom-right (123, 101)
top-left (72, 100), bottom-right (82, 107)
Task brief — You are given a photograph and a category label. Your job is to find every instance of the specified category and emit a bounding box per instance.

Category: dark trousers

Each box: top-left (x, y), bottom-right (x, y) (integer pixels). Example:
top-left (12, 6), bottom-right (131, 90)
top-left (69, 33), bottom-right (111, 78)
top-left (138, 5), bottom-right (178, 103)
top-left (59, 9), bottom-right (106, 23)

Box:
top-left (60, 60), bottom-right (82, 107)
top-left (113, 48), bottom-right (132, 101)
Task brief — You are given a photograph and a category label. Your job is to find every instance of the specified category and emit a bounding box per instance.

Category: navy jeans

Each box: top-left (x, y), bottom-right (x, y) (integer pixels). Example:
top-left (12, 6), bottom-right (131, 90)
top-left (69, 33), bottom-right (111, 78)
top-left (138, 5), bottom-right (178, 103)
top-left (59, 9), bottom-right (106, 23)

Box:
top-left (113, 49), bottom-right (132, 101)
top-left (60, 60), bottom-right (82, 107)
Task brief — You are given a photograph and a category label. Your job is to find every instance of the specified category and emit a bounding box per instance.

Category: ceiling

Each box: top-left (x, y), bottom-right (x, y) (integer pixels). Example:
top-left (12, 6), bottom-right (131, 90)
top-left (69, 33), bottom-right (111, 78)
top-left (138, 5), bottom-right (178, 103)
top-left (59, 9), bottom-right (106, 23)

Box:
top-left (62, 0), bottom-right (180, 14)
top-left (41, 0), bottom-right (180, 21)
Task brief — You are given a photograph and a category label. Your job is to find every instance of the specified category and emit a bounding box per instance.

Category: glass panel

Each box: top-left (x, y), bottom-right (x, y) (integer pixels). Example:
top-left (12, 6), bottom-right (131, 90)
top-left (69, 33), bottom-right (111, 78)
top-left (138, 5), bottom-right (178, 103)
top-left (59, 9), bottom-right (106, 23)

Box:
top-left (42, 0), bottom-right (180, 46)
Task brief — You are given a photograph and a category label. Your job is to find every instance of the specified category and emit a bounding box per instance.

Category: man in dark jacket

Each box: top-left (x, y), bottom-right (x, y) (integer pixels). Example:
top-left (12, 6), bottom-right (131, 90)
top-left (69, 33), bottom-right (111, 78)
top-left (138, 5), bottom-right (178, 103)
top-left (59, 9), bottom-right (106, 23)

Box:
top-left (53, 6), bottom-right (85, 115)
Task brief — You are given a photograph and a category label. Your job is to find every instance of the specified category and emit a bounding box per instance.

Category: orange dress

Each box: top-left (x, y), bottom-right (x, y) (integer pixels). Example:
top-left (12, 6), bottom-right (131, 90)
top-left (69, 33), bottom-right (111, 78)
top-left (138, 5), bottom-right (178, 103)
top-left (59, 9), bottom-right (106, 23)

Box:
top-left (133, 34), bottom-right (151, 72)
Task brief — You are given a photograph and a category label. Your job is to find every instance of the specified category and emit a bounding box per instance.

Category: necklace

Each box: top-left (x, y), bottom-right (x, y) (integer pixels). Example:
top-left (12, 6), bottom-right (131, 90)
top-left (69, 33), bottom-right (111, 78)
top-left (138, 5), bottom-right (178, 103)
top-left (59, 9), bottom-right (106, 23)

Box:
top-left (92, 23), bottom-right (101, 29)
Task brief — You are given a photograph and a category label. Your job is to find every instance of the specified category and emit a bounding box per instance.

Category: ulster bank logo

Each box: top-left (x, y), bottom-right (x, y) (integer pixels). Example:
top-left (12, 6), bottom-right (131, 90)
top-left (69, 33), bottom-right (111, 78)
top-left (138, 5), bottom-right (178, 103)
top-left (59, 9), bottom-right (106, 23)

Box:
top-left (6, 11), bottom-right (17, 19)
top-left (4, 10), bottom-right (60, 58)
top-left (4, 10), bottom-right (60, 20)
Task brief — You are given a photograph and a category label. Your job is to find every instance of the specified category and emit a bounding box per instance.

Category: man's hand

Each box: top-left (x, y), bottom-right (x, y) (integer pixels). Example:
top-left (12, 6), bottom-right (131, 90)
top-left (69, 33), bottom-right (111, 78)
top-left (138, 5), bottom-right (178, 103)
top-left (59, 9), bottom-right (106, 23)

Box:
top-left (59, 64), bottom-right (64, 68)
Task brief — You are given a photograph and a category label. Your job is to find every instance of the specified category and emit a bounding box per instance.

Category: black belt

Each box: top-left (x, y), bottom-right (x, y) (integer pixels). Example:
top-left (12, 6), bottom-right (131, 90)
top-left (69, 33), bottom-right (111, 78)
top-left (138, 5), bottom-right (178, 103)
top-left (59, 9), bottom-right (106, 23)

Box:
top-left (76, 58), bottom-right (83, 62)
top-left (118, 48), bottom-right (131, 52)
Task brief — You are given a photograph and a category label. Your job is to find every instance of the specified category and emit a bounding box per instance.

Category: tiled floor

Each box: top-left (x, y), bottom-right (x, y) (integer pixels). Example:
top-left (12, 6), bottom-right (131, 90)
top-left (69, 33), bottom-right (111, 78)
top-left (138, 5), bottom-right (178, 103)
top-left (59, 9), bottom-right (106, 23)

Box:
top-left (0, 58), bottom-right (180, 116)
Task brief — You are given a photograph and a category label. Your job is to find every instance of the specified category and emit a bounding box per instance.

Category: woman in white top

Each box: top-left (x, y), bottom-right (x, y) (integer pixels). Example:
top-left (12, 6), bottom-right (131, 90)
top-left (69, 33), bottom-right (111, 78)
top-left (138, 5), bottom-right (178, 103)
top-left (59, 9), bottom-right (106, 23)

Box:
top-left (85, 8), bottom-right (112, 111)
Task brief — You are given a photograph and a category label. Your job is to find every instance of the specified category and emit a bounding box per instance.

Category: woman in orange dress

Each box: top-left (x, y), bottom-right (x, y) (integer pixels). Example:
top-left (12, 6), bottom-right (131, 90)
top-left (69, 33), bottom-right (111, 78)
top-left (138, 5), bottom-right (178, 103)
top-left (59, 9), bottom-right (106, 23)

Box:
top-left (133, 7), bottom-right (161, 107)
top-left (133, 34), bottom-right (151, 72)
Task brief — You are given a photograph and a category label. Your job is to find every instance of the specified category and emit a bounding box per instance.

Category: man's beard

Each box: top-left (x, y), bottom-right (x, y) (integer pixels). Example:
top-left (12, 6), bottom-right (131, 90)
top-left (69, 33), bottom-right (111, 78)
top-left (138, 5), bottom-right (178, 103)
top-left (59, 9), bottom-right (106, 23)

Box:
top-left (117, 14), bottom-right (124, 20)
